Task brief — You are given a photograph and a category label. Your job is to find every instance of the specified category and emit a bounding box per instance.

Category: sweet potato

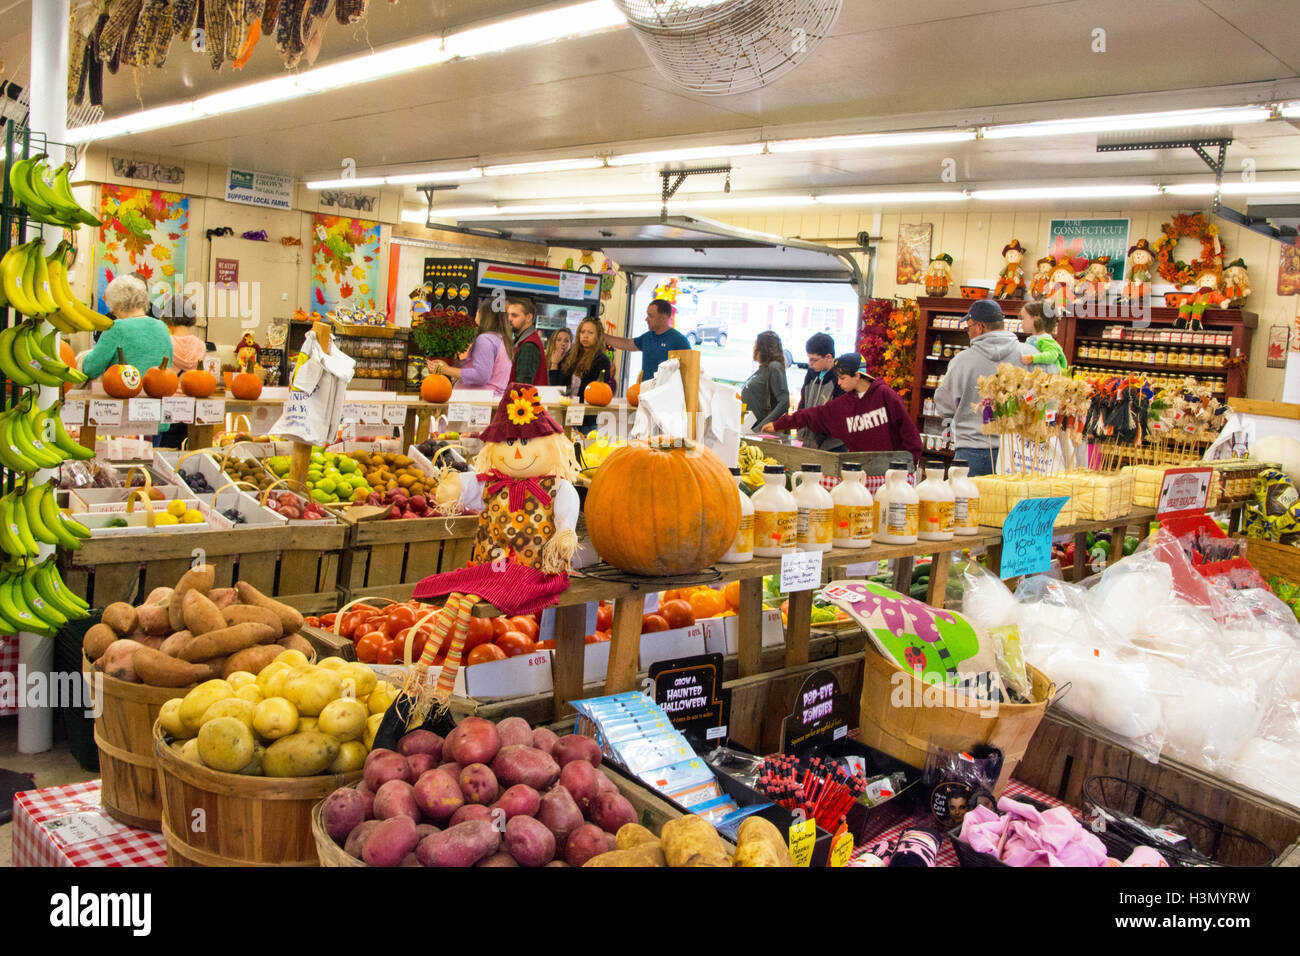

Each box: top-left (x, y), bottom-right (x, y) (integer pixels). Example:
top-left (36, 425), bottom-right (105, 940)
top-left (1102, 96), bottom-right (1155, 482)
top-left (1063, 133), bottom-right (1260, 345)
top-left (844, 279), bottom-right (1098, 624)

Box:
top-left (177, 623), bottom-right (276, 662)
top-left (536, 784), bottom-right (583, 844)
top-left (364, 751), bottom-right (413, 791)
top-left (134, 604), bottom-right (171, 636)
top-left (406, 753), bottom-right (438, 778)
top-left (197, 657), bottom-right (228, 681)
top-left (506, 814), bottom-right (556, 867)
top-left (496, 716), bottom-right (533, 748)
top-left (616, 823), bottom-right (659, 850)
top-left (182, 590), bottom-right (226, 637)
top-left (565, 823), bottom-right (616, 867)
top-left (158, 631), bottom-right (193, 657)
top-left (208, 587), bottom-right (238, 610)
top-left (398, 729), bottom-right (443, 759)
top-left (322, 788), bottom-right (369, 844)
top-left (221, 604), bottom-right (283, 634)
top-left (344, 819), bottom-right (383, 860)
top-left (135, 635), bottom-right (164, 651)
top-left (413, 768), bottom-right (463, 824)
top-left (169, 565), bottom-right (214, 632)
top-left (492, 744), bottom-right (560, 791)
top-left (416, 819), bottom-right (500, 867)
top-left (491, 784), bottom-right (540, 820)
top-left (277, 633), bottom-right (313, 656)
top-left (145, 586), bottom-right (173, 606)
top-left (559, 759), bottom-right (600, 812)
top-left (131, 645), bottom-right (210, 688)
top-left (552, 733), bottom-right (602, 767)
top-left (362, 815), bottom-right (419, 867)
top-left (591, 790), bottom-right (636, 835)
top-left (99, 640), bottom-right (141, 682)
top-left (222, 644), bottom-right (282, 678)
top-left (445, 716), bottom-right (501, 765)
top-left (584, 844), bottom-right (667, 867)
top-left (532, 726), bottom-right (559, 754)
top-left (101, 602), bottom-right (137, 637)
top-left (82, 623), bottom-right (117, 662)
top-left (477, 852), bottom-right (519, 867)
top-left (373, 779), bottom-right (420, 823)
top-left (234, 581), bottom-right (303, 635)
top-left (661, 815), bottom-right (730, 867)
top-left (459, 763), bottom-right (499, 805)
top-left (449, 803), bottom-right (494, 827)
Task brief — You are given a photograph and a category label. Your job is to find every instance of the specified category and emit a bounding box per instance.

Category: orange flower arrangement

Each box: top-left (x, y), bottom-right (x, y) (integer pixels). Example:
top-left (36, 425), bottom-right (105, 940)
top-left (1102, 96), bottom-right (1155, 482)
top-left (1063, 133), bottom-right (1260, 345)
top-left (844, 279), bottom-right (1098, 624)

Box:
top-left (1153, 213), bottom-right (1223, 288)
top-left (859, 298), bottom-right (917, 400)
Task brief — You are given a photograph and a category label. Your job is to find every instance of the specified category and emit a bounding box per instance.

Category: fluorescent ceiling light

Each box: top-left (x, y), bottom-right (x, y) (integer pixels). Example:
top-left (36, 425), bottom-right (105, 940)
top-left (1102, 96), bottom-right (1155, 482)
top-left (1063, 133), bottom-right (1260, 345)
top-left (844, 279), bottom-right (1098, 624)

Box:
top-left (970, 185), bottom-right (1162, 200)
top-left (66, 1), bottom-right (625, 144)
top-left (1165, 181), bottom-right (1300, 195)
top-left (305, 176), bottom-right (387, 189)
top-left (814, 191), bottom-right (969, 204)
top-left (683, 194), bottom-right (817, 208)
top-left (385, 168), bottom-right (482, 185)
top-left (483, 158), bottom-right (605, 176)
top-left (418, 206), bottom-right (504, 220)
top-left (608, 142), bottom-right (766, 166)
top-left (769, 130), bottom-right (976, 153)
top-left (983, 106), bottom-right (1272, 139)
top-left (1280, 102), bottom-right (1300, 118)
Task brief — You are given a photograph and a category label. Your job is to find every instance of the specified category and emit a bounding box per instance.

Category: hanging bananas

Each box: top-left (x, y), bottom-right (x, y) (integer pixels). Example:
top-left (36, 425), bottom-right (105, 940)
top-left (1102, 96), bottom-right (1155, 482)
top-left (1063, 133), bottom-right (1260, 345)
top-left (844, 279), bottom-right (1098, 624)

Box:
top-left (0, 559), bottom-right (91, 636)
top-left (7, 153), bottom-right (101, 229)
top-left (0, 395), bottom-right (95, 473)
top-left (0, 480), bottom-right (90, 557)
top-left (0, 240), bottom-right (112, 331)
top-left (0, 319), bottom-right (89, 388)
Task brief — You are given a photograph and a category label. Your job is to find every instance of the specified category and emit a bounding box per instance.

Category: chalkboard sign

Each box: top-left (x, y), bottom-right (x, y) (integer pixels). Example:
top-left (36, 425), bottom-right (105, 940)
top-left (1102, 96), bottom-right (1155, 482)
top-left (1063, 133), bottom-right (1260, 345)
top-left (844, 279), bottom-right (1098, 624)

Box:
top-left (648, 653), bottom-right (730, 750)
top-left (780, 669), bottom-right (850, 755)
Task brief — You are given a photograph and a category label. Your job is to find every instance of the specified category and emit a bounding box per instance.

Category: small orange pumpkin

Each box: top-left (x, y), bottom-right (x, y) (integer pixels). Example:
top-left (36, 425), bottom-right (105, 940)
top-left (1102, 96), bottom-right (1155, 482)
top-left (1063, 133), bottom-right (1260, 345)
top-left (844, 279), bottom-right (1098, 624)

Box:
top-left (143, 356), bottom-right (179, 398)
top-left (180, 368), bottom-right (217, 398)
top-left (627, 382), bottom-right (640, 407)
top-left (421, 373), bottom-right (453, 403)
top-left (230, 358), bottom-right (263, 401)
top-left (584, 377), bottom-right (613, 407)
top-left (103, 347), bottom-right (142, 398)
top-left (60, 341), bottom-right (77, 396)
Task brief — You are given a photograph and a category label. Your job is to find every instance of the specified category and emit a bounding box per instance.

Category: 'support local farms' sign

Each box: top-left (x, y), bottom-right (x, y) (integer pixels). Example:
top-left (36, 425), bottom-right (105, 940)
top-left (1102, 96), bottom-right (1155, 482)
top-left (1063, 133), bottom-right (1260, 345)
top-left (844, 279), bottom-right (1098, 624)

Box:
top-left (225, 168), bottom-right (294, 210)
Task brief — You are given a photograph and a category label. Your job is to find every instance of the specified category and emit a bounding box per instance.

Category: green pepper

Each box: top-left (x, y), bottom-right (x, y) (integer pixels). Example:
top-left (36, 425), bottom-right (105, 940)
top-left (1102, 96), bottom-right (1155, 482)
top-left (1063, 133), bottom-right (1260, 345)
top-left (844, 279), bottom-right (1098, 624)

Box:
top-left (1123, 536), bottom-right (1139, 556)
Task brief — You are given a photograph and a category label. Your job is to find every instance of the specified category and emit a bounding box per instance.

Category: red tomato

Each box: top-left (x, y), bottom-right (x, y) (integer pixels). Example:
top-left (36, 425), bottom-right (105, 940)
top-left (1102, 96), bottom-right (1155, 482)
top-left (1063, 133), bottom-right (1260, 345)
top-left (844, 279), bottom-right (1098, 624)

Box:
top-left (497, 631), bottom-right (536, 657)
top-left (355, 631), bottom-right (386, 664)
top-left (464, 616), bottom-right (495, 652)
top-left (384, 606), bottom-right (417, 637)
top-left (468, 643), bottom-right (507, 665)
top-left (303, 616), bottom-right (321, 628)
top-left (491, 617), bottom-right (511, 640)
top-left (658, 599), bottom-right (695, 629)
top-left (536, 639), bottom-right (557, 650)
top-left (377, 640), bottom-right (400, 666)
top-left (596, 602), bottom-right (613, 632)
top-left (641, 613), bottom-right (670, 633)
top-left (319, 613), bottom-right (337, 629)
top-left (584, 632), bottom-right (612, 644)
top-left (508, 616), bottom-right (540, 641)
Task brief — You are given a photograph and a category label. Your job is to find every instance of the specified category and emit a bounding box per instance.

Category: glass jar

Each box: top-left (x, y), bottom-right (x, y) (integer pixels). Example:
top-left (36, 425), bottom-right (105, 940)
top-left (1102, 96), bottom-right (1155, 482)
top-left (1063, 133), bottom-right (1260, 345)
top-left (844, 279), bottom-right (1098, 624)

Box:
top-left (1155, 346), bottom-right (1167, 365)
top-left (1120, 345), bottom-right (1132, 362)
top-left (931, 340), bottom-right (943, 356)
top-left (943, 344), bottom-right (955, 358)
top-left (1191, 350), bottom-right (1204, 367)
top-left (1214, 350), bottom-right (1226, 368)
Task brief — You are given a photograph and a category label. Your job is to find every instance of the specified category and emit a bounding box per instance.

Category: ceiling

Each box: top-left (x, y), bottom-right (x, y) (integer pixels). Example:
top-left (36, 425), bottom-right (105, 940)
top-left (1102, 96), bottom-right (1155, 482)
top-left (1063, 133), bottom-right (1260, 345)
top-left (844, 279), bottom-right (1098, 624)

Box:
top-left (2, 0), bottom-right (1299, 210)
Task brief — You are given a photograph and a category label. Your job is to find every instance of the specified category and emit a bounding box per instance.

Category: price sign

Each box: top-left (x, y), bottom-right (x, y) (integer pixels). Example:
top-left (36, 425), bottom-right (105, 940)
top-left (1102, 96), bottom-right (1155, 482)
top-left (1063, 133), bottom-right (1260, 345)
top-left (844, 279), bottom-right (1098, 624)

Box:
top-left (788, 817), bottom-right (817, 867)
top-left (340, 403), bottom-right (363, 423)
top-left (127, 398), bottom-right (160, 422)
top-left (60, 400), bottom-right (85, 427)
top-left (470, 405), bottom-right (493, 427)
top-left (446, 403), bottom-right (470, 423)
top-left (161, 396), bottom-right (195, 424)
top-left (558, 270), bottom-right (586, 300)
top-left (780, 550), bottom-right (823, 593)
top-left (87, 400), bottom-right (122, 427)
top-left (359, 404), bottom-right (384, 426)
top-left (46, 811), bottom-right (120, 848)
top-left (829, 831), bottom-right (855, 867)
top-left (382, 404), bottom-right (407, 426)
top-left (194, 399), bottom-right (226, 425)
top-left (999, 496), bottom-right (1070, 579)
top-left (647, 653), bottom-right (730, 750)
top-left (564, 404), bottom-right (585, 426)
top-left (1157, 466), bottom-right (1214, 519)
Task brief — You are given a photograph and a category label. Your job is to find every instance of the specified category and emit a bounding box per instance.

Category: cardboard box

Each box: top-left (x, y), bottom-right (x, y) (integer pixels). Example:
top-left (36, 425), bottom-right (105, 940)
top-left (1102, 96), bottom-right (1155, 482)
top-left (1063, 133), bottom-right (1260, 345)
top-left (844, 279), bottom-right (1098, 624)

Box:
top-left (639, 623), bottom-right (706, 670)
top-left (69, 485), bottom-right (190, 513)
top-left (203, 485), bottom-right (287, 527)
top-left (81, 511), bottom-right (200, 537)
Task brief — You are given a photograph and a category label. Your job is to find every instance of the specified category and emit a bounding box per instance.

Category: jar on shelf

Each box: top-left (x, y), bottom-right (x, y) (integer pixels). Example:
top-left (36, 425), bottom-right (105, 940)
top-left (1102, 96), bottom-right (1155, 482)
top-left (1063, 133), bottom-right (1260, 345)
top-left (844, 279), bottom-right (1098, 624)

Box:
top-left (931, 340), bottom-right (943, 356)
top-left (943, 344), bottom-right (955, 358)
top-left (1119, 345), bottom-right (1133, 363)
top-left (1154, 346), bottom-right (1167, 365)
top-left (1213, 350), bottom-right (1226, 368)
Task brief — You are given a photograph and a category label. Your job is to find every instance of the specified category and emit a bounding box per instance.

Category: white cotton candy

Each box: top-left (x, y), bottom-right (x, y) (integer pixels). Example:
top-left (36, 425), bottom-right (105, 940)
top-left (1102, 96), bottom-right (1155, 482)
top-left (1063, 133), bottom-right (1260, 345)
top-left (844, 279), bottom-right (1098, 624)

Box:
top-left (1215, 628), bottom-right (1296, 700)
top-left (962, 574), bottom-right (1021, 631)
top-left (1090, 564), bottom-right (1174, 641)
top-left (1225, 738), bottom-right (1300, 808)
top-left (1038, 647), bottom-right (1097, 723)
top-left (1088, 656), bottom-right (1163, 739)
top-left (1161, 680), bottom-right (1259, 769)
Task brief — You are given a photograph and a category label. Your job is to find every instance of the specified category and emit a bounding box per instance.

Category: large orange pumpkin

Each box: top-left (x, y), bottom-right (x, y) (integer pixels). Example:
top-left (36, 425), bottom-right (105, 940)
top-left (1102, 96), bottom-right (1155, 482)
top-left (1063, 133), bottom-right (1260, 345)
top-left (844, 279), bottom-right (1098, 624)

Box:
top-left (627, 382), bottom-right (640, 407)
top-left (583, 438), bottom-right (740, 575)
top-left (421, 373), bottom-right (453, 403)
top-left (103, 347), bottom-right (142, 398)
top-left (180, 369), bottom-right (217, 398)
top-left (230, 359), bottom-right (263, 400)
top-left (143, 356), bottom-right (179, 398)
top-left (584, 379), bottom-right (613, 406)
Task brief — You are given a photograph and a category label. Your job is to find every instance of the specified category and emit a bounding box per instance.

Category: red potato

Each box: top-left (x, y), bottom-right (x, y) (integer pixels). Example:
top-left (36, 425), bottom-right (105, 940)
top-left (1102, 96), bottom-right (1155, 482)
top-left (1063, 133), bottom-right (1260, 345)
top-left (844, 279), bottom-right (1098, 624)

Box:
top-left (415, 819), bottom-right (500, 867)
top-left (594, 771), bottom-right (617, 794)
top-left (532, 727), bottom-right (559, 754)
top-left (591, 790), bottom-right (637, 834)
top-left (445, 717), bottom-right (501, 765)
top-left (362, 816), bottom-right (419, 867)
top-left (322, 788), bottom-right (369, 844)
top-left (373, 779), bottom-right (420, 823)
top-left (491, 745), bottom-right (560, 791)
top-left (344, 819), bottom-right (384, 859)
top-left (354, 778), bottom-right (376, 818)
top-left (552, 734), bottom-right (602, 768)
top-left (449, 804), bottom-right (494, 827)
top-left (491, 784), bottom-right (540, 821)
top-left (415, 824), bottom-right (440, 842)
top-left (437, 761), bottom-right (462, 781)
top-left (364, 751), bottom-right (413, 791)
top-left (537, 785), bottom-right (584, 844)
top-left (363, 748), bottom-right (396, 773)
top-left (477, 852), bottom-right (519, 867)
top-left (459, 763), bottom-right (499, 805)
top-left (398, 730), bottom-right (443, 760)
top-left (565, 823), bottom-right (617, 867)
top-left (401, 854), bottom-right (423, 867)
top-left (505, 814), bottom-right (556, 867)
top-left (560, 759), bottom-right (600, 812)
top-left (495, 716), bottom-right (533, 748)
top-left (545, 860), bottom-right (570, 867)
top-left (413, 769), bottom-right (464, 825)
top-left (406, 753), bottom-right (438, 778)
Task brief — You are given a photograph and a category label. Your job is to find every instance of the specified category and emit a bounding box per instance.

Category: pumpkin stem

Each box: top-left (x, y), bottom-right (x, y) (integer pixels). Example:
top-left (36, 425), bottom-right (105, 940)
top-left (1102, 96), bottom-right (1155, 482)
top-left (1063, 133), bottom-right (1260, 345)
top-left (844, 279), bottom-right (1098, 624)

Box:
top-left (115, 346), bottom-right (126, 367)
top-left (158, 356), bottom-right (170, 372)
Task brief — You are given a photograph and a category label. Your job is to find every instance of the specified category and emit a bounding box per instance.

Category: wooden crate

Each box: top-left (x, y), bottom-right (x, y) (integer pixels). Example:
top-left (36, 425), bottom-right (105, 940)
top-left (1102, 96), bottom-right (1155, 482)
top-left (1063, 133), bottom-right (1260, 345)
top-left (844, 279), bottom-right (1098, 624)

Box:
top-left (340, 516), bottom-right (477, 603)
top-left (58, 523), bottom-right (348, 613)
top-left (1017, 711), bottom-right (1300, 866)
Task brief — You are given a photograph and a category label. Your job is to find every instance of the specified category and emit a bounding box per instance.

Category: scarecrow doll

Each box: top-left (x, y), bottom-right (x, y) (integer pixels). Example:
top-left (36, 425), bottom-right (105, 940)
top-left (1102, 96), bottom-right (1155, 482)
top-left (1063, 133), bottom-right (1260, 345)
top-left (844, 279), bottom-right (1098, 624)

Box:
top-left (1027, 256), bottom-right (1053, 300)
top-left (993, 239), bottom-right (1027, 299)
top-left (1177, 268), bottom-right (1230, 330)
top-left (1123, 239), bottom-right (1154, 301)
top-left (1075, 256), bottom-right (1112, 302)
top-left (924, 253), bottom-right (954, 296)
top-left (398, 384), bottom-right (581, 725)
top-left (1222, 258), bottom-right (1252, 306)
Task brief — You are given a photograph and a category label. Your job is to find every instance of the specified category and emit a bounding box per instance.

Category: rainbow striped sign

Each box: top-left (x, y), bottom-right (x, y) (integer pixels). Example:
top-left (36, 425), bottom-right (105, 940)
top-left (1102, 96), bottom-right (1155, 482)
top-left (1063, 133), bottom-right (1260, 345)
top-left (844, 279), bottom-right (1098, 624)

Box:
top-left (477, 261), bottom-right (601, 301)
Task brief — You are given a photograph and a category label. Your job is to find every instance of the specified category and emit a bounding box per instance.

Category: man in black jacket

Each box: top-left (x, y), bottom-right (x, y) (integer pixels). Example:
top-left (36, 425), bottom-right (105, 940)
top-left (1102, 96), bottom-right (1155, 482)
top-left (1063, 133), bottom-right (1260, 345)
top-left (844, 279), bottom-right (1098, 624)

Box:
top-left (796, 333), bottom-right (844, 450)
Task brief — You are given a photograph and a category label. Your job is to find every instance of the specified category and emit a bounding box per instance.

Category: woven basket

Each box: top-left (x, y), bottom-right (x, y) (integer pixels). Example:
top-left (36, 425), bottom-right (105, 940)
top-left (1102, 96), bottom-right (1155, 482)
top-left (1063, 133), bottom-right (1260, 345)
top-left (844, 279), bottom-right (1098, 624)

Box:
top-left (311, 792), bottom-right (366, 867)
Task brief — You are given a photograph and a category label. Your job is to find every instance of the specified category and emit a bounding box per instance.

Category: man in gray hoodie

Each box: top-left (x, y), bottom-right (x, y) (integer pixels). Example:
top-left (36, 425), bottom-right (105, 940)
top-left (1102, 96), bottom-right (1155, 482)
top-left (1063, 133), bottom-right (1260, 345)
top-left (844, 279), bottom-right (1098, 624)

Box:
top-left (933, 299), bottom-right (1038, 476)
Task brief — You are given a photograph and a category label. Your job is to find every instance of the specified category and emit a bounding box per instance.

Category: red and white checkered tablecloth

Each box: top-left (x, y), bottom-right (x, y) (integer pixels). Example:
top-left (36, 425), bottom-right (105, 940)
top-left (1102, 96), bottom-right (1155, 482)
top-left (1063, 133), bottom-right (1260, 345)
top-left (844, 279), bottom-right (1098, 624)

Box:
top-left (819, 474), bottom-right (904, 494)
top-left (852, 779), bottom-right (1073, 867)
top-left (0, 634), bottom-right (18, 717)
top-left (11, 780), bottom-right (167, 867)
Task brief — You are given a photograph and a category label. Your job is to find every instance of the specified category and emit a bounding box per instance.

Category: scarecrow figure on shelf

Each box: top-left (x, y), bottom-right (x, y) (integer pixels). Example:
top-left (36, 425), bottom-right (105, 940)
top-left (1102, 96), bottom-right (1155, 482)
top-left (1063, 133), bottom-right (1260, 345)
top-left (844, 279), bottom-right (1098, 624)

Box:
top-left (1177, 268), bottom-right (1230, 331)
top-left (393, 384), bottom-right (581, 727)
top-left (1075, 256), bottom-right (1112, 303)
top-left (1028, 255), bottom-right (1053, 300)
top-left (235, 332), bottom-right (260, 370)
top-left (1222, 258), bottom-right (1252, 306)
top-left (1124, 239), bottom-right (1155, 302)
top-left (924, 253), bottom-right (954, 296)
top-left (994, 240), bottom-right (1027, 299)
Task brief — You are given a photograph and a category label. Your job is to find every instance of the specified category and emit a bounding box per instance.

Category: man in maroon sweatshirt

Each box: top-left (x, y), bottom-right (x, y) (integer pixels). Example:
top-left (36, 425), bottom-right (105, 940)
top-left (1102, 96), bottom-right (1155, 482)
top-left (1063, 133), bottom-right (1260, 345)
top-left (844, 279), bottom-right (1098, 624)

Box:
top-left (762, 353), bottom-right (923, 463)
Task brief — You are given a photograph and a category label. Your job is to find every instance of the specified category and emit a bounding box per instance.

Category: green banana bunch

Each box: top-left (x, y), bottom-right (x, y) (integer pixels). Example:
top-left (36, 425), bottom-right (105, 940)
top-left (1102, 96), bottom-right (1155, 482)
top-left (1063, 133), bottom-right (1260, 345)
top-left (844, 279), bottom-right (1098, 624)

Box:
top-left (0, 394), bottom-right (87, 472)
top-left (30, 400), bottom-right (95, 462)
top-left (0, 479), bottom-right (89, 557)
top-left (0, 559), bottom-right (90, 636)
top-left (0, 320), bottom-right (88, 388)
top-left (6, 153), bottom-right (101, 228)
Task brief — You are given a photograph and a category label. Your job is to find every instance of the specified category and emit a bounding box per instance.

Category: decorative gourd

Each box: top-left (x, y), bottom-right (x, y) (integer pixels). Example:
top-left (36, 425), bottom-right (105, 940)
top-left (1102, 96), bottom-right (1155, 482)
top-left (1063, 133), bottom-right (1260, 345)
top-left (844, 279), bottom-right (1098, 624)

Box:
top-left (143, 356), bottom-right (179, 398)
top-left (230, 358), bottom-right (263, 401)
top-left (583, 437), bottom-right (740, 576)
top-left (627, 382), bottom-right (641, 407)
top-left (103, 347), bottom-right (142, 398)
top-left (421, 373), bottom-right (453, 403)
top-left (584, 376), bottom-right (613, 407)
top-left (180, 368), bottom-right (217, 398)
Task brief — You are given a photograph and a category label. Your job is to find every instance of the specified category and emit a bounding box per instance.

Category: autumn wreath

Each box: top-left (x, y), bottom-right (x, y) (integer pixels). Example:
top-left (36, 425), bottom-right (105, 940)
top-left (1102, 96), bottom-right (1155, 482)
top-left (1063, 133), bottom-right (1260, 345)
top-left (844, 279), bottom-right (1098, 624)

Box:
top-left (1153, 213), bottom-right (1224, 288)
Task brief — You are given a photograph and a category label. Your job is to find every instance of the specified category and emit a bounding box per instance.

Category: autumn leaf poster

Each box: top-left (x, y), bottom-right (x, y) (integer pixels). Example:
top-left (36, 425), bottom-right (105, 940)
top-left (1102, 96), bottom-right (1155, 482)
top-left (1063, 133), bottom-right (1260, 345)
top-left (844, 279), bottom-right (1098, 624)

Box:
top-left (95, 184), bottom-right (189, 314)
top-left (310, 213), bottom-right (381, 313)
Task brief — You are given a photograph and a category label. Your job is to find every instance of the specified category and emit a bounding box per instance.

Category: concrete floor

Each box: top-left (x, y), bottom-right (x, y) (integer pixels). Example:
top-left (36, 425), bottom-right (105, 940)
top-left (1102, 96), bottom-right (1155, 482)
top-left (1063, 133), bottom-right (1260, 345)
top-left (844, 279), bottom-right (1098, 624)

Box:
top-left (0, 715), bottom-right (100, 866)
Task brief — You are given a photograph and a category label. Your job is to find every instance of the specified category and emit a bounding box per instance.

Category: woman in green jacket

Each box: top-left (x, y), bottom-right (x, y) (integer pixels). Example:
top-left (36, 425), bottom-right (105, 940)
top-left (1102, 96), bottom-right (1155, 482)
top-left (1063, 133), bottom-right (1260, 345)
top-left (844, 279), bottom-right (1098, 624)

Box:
top-left (740, 331), bottom-right (790, 431)
top-left (81, 274), bottom-right (173, 380)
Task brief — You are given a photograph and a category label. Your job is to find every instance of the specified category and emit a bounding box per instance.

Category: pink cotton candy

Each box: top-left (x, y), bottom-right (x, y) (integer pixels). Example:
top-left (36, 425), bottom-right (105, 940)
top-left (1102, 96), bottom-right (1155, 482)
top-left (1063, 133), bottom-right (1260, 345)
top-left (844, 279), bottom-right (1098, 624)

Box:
top-left (963, 797), bottom-right (1109, 866)
top-left (1122, 846), bottom-right (1169, 867)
